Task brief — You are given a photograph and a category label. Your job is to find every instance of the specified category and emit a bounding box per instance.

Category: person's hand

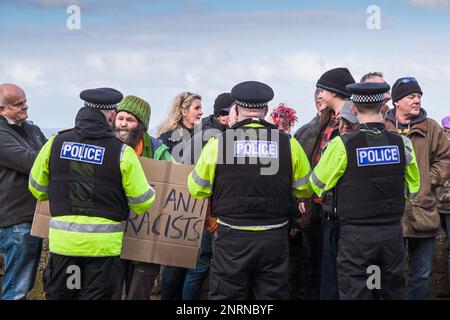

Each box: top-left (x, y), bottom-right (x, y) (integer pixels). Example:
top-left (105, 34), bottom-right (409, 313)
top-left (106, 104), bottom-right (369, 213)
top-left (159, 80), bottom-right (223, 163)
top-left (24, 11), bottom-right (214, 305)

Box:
top-left (298, 202), bottom-right (306, 215)
top-left (289, 227), bottom-right (300, 238)
top-left (289, 217), bottom-right (302, 238)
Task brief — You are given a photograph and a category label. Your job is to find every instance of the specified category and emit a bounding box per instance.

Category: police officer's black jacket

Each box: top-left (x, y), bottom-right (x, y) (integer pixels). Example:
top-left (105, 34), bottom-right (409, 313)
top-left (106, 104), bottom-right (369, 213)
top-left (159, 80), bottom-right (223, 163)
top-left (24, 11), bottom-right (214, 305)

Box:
top-left (212, 119), bottom-right (293, 227)
top-left (337, 122), bottom-right (406, 225)
top-left (49, 107), bottom-right (129, 222)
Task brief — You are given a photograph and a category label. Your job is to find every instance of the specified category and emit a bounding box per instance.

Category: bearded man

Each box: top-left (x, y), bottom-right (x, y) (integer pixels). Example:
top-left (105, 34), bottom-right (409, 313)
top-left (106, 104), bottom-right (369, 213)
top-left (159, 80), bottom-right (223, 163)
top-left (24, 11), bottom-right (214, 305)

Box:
top-left (112, 95), bottom-right (172, 300)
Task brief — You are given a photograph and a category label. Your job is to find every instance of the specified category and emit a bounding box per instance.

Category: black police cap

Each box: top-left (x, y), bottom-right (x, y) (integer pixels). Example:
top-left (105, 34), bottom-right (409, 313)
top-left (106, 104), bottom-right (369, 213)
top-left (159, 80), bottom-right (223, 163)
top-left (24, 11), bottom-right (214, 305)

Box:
top-left (80, 87), bottom-right (123, 110)
top-left (346, 82), bottom-right (390, 104)
top-left (231, 81), bottom-right (274, 109)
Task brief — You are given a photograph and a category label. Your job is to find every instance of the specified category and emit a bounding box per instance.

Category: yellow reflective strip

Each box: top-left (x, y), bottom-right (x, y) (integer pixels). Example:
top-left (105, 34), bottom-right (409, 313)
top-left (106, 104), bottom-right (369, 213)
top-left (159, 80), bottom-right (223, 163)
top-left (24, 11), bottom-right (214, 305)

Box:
top-left (49, 228), bottom-right (123, 256)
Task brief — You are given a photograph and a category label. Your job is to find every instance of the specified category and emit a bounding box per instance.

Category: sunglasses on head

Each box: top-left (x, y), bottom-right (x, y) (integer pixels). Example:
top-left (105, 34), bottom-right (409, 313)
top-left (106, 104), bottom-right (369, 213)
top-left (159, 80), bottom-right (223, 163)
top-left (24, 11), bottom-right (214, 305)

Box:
top-left (180, 91), bottom-right (194, 104)
top-left (393, 77), bottom-right (417, 89)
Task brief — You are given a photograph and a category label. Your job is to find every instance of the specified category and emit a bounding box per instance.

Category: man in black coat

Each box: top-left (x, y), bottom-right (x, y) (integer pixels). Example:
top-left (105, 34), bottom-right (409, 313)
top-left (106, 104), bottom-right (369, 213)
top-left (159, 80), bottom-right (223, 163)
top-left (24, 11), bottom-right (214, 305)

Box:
top-left (0, 83), bottom-right (47, 300)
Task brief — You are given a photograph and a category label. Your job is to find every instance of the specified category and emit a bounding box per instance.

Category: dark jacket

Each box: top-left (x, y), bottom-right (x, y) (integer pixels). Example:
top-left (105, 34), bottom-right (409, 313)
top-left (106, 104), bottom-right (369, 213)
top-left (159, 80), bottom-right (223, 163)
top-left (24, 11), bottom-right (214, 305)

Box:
top-left (182, 115), bottom-right (226, 164)
top-left (159, 124), bottom-right (195, 163)
top-left (201, 114), bottom-right (227, 132)
top-left (0, 115), bottom-right (47, 227)
top-left (48, 107), bottom-right (129, 222)
top-left (297, 108), bottom-right (339, 226)
top-left (294, 113), bottom-right (320, 160)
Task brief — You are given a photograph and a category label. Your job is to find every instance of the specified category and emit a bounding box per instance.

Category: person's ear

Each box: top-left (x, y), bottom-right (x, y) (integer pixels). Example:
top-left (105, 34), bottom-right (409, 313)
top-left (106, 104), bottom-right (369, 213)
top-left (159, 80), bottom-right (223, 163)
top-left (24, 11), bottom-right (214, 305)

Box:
top-left (263, 106), bottom-right (268, 116)
top-left (108, 111), bottom-right (116, 123)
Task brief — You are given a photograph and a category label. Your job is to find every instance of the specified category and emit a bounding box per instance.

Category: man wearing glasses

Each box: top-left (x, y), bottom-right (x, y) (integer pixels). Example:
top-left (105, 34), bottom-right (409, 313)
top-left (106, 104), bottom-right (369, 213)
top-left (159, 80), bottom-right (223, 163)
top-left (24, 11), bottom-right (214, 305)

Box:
top-left (385, 77), bottom-right (450, 299)
top-left (0, 83), bottom-right (47, 300)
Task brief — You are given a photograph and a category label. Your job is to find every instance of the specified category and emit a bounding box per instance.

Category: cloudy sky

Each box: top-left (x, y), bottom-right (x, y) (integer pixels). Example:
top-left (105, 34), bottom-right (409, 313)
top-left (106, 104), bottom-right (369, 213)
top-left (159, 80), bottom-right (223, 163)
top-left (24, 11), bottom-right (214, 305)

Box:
top-left (0, 0), bottom-right (449, 135)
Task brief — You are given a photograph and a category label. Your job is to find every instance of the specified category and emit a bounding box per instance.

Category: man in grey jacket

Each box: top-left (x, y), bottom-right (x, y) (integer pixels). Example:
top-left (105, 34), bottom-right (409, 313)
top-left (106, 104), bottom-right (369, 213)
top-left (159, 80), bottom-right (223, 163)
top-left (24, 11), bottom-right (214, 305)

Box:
top-left (294, 88), bottom-right (327, 158)
top-left (0, 83), bottom-right (46, 300)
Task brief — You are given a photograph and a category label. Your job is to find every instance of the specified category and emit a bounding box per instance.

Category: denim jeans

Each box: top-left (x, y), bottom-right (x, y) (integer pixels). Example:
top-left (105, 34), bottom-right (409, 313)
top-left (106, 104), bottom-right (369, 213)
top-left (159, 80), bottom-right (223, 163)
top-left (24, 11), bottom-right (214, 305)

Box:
top-left (406, 237), bottom-right (435, 300)
top-left (161, 230), bottom-right (212, 300)
top-left (0, 223), bottom-right (42, 300)
top-left (160, 265), bottom-right (186, 300)
top-left (445, 215), bottom-right (450, 291)
top-left (320, 224), bottom-right (339, 300)
top-left (183, 230), bottom-right (212, 300)
top-left (304, 204), bottom-right (324, 300)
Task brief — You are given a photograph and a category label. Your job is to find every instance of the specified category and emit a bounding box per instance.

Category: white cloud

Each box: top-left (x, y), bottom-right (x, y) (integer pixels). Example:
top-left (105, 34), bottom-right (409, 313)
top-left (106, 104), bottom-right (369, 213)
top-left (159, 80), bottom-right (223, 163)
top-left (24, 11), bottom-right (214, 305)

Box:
top-left (4, 46), bottom-right (450, 131)
top-left (408, 0), bottom-right (450, 9)
top-left (0, 3), bottom-right (448, 130)
top-left (1, 62), bottom-right (47, 87)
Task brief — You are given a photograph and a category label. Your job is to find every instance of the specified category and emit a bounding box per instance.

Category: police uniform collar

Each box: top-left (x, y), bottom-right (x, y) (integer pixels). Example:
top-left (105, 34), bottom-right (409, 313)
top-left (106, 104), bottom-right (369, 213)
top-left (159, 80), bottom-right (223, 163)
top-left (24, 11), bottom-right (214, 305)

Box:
top-left (360, 122), bottom-right (387, 134)
top-left (232, 118), bottom-right (278, 129)
top-left (363, 122), bottom-right (386, 129)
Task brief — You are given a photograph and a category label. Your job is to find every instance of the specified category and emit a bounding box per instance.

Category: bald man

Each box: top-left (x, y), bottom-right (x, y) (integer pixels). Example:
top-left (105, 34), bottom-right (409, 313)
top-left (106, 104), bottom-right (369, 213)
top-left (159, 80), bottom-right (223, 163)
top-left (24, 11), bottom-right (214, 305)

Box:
top-left (0, 83), bottom-right (46, 300)
top-left (361, 72), bottom-right (392, 116)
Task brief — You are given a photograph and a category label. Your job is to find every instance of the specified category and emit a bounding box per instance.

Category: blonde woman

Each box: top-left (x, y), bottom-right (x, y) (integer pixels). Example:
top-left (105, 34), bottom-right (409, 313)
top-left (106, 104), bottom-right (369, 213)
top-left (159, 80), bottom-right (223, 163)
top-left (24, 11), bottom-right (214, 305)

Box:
top-left (158, 91), bottom-right (204, 300)
top-left (158, 91), bottom-right (203, 162)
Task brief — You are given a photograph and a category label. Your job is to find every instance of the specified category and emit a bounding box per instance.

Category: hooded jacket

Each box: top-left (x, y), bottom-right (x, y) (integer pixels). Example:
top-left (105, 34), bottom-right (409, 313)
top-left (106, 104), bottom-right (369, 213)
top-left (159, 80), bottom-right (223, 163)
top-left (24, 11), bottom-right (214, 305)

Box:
top-left (385, 108), bottom-right (450, 237)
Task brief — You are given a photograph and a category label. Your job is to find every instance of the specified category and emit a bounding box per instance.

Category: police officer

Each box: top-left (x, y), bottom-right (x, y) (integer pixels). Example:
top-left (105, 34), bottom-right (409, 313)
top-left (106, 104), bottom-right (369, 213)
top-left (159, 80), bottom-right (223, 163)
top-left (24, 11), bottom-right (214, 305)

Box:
top-left (187, 81), bottom-right (313, 300)
top-left (309, 82), bottom-right (420, 300)
top-left (29, 88), bottom-right (155, 300)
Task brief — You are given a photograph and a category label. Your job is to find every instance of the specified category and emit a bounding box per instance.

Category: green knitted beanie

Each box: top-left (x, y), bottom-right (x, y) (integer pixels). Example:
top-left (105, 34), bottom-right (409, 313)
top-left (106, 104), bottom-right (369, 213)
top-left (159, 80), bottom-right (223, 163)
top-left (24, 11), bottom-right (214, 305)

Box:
top-left (116, 95), bottom-right (151, 130)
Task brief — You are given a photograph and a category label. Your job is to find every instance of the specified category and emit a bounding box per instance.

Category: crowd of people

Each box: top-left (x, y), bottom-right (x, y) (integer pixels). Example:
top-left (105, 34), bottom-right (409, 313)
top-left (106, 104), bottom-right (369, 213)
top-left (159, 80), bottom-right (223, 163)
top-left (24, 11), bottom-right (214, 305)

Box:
top-left (0, 66), bottom-right (450, 300)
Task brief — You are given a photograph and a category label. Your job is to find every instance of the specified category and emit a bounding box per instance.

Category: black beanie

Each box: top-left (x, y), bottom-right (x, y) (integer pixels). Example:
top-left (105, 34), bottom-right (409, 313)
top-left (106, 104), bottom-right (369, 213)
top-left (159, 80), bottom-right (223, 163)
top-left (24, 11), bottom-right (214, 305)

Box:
top-left (213, 93), bottom-right (234, 117)
top-left (391, 77), bottom-right (423, 102)
top-left (316, 67), bottom-right (356, 98)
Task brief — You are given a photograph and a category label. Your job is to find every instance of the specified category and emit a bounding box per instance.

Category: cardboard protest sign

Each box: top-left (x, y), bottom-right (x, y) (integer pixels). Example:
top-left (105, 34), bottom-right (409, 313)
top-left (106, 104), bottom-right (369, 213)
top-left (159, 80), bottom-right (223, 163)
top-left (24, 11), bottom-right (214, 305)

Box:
top-left (31, 158), bottom-right (208, 268)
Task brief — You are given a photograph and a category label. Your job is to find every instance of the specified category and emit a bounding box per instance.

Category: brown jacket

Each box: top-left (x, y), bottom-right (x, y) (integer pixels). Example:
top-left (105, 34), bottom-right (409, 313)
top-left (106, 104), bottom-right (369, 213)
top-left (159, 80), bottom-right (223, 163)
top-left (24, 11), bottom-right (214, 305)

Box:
top-left (385, 117), bottom-right (450, 238)
top-left (437, 128), bottom-right (450, 214)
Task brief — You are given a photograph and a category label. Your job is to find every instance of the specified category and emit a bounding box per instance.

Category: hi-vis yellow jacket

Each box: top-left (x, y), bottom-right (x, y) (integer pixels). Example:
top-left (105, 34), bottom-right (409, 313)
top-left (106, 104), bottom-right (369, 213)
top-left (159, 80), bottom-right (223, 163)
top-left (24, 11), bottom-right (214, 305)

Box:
top-left (29, 135), bottom-right (155, 257)
top-left (310, 134), bottom-right (420, 200)
top-left (187, 123), bottom-right (313, 202)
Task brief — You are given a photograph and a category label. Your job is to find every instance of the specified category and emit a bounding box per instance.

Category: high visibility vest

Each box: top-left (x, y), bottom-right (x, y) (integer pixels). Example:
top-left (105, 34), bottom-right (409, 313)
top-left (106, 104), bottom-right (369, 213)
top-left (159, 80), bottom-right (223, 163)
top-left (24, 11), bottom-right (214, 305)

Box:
top-left (49, 128), bottom-right (129, 222)
top-left (212, 119), bottom-right (294, 227)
